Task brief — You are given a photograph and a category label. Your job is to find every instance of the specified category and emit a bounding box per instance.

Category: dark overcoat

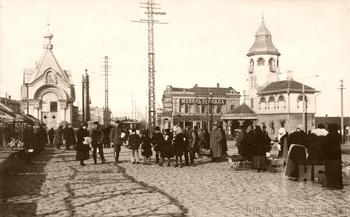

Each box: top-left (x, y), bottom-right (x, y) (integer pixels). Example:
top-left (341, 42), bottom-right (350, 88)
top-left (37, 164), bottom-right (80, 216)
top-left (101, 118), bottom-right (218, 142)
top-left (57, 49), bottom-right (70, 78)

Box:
top-left (210, 128), bottom-right (223, 158)
top-left (76, 127), bottom-right (90, 161)
top-left (128, 134), bottom-right (141, 150)
top-left (110, 126), bottom-right (122, 151)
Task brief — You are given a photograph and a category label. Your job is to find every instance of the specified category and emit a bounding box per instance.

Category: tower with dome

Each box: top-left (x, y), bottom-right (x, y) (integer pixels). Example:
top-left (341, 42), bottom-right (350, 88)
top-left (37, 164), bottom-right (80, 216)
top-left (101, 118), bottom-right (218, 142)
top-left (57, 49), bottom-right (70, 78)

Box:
top-left (21, 25), bottom-right (76, 129)
top-left (246, 17), bottom-right (319, 135)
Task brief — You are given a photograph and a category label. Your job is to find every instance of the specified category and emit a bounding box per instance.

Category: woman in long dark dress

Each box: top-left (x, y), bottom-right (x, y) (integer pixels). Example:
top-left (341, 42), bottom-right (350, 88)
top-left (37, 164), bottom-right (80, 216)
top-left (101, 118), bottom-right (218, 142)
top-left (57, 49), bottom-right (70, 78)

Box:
top-left (251, 126), bottom-right (269, 171)
top-left (76, 123), bottom-right (90, 166)
top-left (141, 131), bottom-right (152, 165)
top-left (324, 123), bottom-right (343, 189)
top-left (285, 124), bottom-right (307, 180)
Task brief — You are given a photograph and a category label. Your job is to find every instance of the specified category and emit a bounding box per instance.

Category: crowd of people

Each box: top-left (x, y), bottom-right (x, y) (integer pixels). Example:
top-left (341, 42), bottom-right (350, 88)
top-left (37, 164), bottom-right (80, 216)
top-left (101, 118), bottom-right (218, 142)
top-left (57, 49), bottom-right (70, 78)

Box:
top-left (75, 121), bottom-right (228, 168)
top-left (4, 119), bottom-right (343, 189)
top-left (234, 122), bottom-right (343, 189)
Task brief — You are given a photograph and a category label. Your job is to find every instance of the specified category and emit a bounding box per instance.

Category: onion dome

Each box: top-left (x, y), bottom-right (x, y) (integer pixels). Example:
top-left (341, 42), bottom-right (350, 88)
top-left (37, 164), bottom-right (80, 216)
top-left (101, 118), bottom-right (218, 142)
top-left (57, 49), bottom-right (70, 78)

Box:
top-left (43, 24), bottom-right (53, 50)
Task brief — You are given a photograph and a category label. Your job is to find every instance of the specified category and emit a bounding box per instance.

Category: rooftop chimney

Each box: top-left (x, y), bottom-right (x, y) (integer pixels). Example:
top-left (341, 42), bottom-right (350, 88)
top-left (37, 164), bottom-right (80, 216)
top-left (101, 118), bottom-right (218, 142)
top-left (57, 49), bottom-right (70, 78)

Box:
top-left (194, 84), bottom-right (198, 88)
top-left (216, 83), bottom-right (220, 88)
top-left (287, 70), bottom-right (294, 80)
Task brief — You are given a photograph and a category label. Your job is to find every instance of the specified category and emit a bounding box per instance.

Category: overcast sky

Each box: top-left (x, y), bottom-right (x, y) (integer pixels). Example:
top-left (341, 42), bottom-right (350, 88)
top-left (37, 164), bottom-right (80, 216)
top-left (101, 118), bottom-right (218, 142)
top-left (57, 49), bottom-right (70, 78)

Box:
top-left (1, 0), bottom-right (349, 119)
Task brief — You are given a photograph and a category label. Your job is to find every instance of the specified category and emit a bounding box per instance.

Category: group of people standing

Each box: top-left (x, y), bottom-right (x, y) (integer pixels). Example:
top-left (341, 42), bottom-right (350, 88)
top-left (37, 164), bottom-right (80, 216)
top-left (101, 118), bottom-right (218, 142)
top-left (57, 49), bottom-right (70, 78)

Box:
top-left (284, 123), bottom-right (343, 189)
top-left (75, 121), bottom-right (228, 168)
top-left (21, 123), bottom-right (48, 163)
top-left (234, 123), bottom-right (343, 189)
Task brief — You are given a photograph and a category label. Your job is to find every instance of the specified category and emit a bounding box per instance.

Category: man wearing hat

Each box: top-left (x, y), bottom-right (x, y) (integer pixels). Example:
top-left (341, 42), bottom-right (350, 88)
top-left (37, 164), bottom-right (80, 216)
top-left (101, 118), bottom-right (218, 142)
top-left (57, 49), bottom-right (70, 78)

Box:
top-left (110, 120), bottom-right (122, 165)
top-left (91, 121), bottom-right (106, 164)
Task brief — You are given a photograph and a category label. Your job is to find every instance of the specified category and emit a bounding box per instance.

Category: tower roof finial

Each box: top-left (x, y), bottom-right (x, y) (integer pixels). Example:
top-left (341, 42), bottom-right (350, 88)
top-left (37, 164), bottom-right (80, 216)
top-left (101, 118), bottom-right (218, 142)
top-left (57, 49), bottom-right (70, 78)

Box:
top-left (261, 10), bottom-right (264, 23)
top-left (43, 23), bottom-right (53, 50)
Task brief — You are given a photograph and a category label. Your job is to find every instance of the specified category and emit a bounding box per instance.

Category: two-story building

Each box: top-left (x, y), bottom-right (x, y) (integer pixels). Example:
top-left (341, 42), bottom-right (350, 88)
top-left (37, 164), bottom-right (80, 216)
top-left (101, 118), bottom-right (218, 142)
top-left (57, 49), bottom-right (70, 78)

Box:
top-left (161, 84), bottom-right (240, 131)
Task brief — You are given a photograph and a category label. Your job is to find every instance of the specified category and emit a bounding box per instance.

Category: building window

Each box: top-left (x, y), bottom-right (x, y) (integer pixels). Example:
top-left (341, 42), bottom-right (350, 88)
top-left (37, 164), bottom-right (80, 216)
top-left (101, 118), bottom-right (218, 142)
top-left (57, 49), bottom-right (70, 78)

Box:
top-left (257, 58), bottom-right (265, 66)
top-left (185, 104), bottom-right (189, 113)
top-left (249, 59), bottom-right (254, 73)
top-left (277, 95), bottom-right (285, 109)
top-left (268, 96), bottom-right (275, 109)
top-left (297, 95), bottom-right (307, 108)
top-left (259, 97), bottom-right (266, 109)
top-left (50, 102), bottom-right (57, 112)
top-left (201, 104), bottom-right (205, 113)
top-left (269, 58), bottom-right (276, 72)
top-left (230, 105), bottom-right (235, 110)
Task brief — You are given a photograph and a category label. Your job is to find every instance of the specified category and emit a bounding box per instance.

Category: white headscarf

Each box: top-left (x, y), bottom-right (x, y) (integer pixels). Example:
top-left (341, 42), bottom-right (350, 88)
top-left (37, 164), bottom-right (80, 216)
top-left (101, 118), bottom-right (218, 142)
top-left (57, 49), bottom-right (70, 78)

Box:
top-left (277, 127), bottom-right (286, 141)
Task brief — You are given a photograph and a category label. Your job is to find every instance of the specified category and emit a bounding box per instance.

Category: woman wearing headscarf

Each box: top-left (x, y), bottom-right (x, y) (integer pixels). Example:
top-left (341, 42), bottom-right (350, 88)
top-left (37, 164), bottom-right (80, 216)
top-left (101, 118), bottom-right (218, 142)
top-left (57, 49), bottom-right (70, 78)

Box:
top-left (285, 124), bottom-right (307, 180)
top-left (241, 125), bottom-right (255, 161)
top-left (276, 127), bottom-right (288, 159)
top-left (307, 124), bottom-right (328, 165)
top-left (251, 126), bottom-right (270, 171)
top-left (324, 123), bottom-right (343, 189)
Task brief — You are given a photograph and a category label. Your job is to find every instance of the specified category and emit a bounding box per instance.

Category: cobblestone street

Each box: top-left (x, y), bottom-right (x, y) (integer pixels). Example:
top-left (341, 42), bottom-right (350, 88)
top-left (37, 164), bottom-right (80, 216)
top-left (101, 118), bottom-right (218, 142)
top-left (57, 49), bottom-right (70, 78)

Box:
top-left (1, 145), bottom-right (350, 217)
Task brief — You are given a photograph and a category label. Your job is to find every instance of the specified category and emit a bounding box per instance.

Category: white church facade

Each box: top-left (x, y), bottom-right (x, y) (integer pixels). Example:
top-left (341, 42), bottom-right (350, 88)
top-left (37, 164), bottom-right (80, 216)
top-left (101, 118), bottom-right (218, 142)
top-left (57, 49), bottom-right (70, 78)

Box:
top-left (246, 17), bottom-right (318, 136)
top-left (21, 27), bottom-right (75, 129)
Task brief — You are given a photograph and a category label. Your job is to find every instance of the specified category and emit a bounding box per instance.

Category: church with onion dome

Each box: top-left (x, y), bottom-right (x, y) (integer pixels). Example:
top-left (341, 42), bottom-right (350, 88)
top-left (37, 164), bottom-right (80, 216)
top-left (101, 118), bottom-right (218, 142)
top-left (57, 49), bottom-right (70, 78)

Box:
top-left (245, 16), bottom-right (318, 136)
top-left (20, 25), bottom-right (76, 129)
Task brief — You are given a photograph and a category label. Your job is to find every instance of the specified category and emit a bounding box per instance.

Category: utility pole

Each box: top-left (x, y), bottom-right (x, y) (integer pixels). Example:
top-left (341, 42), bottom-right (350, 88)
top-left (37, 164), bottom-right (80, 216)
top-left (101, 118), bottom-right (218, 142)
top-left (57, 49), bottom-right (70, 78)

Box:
top-left (82, 69), bottom-right (90, 122)
top-left (133, 0), bottom-right (167, 131)
top-left (103, 56), bottom-right (110, 127)
top-left (340, 79), bottom-right (345, 143)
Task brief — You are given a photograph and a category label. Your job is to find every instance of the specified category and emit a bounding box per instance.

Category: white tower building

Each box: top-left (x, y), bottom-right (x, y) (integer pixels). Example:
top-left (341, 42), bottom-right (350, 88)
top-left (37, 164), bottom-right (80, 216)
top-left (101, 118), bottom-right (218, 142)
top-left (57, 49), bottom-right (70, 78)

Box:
top-left (247, 16), bottom-right (280, 109)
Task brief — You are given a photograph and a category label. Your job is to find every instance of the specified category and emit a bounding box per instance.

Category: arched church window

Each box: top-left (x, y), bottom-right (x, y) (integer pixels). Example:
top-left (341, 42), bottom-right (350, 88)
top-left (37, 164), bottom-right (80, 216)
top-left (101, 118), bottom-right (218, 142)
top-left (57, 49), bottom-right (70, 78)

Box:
top-left (277, 95), bottom-right (285, 109)
top-left (268, 96), bottom-right (275, 109)
top-left (46, 71), bottom-right (57, 84)
top-left (269, 58), bottom-right (276, 72)
top-left (297, 95), bottom-right (307, 108)
top-left (257, 58), bottom-right (265, 66)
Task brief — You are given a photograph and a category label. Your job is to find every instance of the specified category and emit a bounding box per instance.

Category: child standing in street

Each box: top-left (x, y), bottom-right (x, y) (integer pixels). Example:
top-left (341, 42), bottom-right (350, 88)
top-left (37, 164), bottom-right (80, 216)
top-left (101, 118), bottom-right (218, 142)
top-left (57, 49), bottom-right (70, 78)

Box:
top-left (141, 130), bottom-right (152, 165)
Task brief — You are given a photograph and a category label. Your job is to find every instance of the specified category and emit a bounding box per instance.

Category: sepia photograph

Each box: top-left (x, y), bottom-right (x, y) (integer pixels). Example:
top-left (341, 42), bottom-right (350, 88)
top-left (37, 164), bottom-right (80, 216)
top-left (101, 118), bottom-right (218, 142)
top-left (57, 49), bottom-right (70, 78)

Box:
top-left (0, 0), bottom-right (350, 216)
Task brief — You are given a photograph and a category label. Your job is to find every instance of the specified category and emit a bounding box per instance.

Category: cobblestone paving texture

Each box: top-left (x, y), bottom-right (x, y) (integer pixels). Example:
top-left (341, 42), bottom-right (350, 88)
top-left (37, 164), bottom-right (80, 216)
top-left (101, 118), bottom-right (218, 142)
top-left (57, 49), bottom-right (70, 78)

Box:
top-left (0, 141), bottom-right (349, 217)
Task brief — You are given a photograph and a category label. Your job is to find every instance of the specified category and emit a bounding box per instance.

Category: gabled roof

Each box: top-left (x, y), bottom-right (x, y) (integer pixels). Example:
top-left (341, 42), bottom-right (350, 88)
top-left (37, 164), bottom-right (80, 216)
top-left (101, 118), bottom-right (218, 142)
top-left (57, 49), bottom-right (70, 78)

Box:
top-left (222, 103), bottom-right (257, 120)
top-left (28, 50), bottom-right (70, 84)
top-left (226, 103), bottom-right (256, 115)
top-left (258, 79), bottom-right (318, 95)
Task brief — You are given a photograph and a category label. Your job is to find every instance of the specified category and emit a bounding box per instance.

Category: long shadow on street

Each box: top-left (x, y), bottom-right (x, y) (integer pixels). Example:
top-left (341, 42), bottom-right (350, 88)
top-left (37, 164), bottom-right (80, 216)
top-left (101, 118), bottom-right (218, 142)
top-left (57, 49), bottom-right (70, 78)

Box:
top-left (0, 148), bottom-right (54, 216)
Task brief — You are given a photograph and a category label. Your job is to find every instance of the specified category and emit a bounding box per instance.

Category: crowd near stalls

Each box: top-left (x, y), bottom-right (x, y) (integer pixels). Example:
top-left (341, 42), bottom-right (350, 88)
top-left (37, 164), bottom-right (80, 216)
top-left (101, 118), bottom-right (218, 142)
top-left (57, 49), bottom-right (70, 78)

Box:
top-left (2, 105), bottom-right (345, 190)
